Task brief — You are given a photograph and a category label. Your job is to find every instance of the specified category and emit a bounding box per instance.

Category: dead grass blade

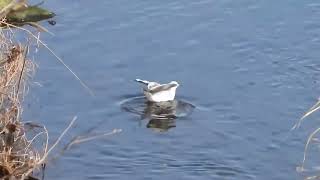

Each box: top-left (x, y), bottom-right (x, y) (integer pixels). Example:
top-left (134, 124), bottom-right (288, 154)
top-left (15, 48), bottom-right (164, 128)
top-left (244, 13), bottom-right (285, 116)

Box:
top-left (16, 45), bottom-right (28, 97)
top-left (65, 128), bottom-right (122, 150)
top-left (292, 100), bottom-right (320, 130)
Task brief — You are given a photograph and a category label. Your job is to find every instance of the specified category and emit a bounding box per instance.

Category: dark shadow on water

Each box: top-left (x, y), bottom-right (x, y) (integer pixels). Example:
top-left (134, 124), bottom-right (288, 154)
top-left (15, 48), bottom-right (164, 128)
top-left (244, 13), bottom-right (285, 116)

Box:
top-left (120, 96), bottom-right (195, 131)
top-left (146, 118), bottom-right (176, 131)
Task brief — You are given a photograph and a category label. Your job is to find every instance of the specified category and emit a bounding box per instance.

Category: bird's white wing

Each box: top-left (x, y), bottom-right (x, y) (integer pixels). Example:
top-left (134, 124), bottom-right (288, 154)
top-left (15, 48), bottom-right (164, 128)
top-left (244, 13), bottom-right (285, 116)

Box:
top-left (135, 79), bottom-right (161, 90)
top-left (149, 83), bottom-right (177, 93)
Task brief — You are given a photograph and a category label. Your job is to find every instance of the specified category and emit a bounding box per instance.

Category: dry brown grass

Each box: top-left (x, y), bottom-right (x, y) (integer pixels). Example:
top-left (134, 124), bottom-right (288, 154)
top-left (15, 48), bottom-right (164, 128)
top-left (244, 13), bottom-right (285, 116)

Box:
top-left (0, 28), bottom-right (119, 180)
top-left (0, 2), bottom-right (122, 180)
top-left (0, 2), bottom-right (48, 179)
top-left (0, 23), bottom-right (81, 180)
top-left (0, 3), bottom-right (56, 179)
top-left (0, 30), bottom-right (46, 179)
top-left (0, 20), bottom-right (118, 180)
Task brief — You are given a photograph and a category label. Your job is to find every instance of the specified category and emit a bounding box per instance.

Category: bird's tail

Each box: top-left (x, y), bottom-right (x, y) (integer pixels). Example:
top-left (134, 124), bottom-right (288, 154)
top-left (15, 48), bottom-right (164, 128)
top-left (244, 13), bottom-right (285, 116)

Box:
top-left (135, 79), bottom-right (150, 85)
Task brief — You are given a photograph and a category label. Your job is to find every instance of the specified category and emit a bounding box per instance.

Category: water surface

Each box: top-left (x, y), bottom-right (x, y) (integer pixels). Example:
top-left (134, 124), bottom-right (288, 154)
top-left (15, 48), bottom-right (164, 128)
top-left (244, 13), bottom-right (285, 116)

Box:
top-left (23, 0), bottom-right (320, 179)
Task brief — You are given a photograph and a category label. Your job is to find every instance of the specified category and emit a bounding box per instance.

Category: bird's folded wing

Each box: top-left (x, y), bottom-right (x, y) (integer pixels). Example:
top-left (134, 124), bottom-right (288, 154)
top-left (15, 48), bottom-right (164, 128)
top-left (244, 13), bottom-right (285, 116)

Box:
top-left (149, 84), bottom-right (176, 93)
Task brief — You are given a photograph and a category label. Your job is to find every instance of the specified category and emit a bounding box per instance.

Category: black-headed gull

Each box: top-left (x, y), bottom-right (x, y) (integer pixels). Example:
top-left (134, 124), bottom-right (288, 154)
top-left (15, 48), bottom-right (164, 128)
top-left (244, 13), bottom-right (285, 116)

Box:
top-left (135, 79), bottom-right (179, 102)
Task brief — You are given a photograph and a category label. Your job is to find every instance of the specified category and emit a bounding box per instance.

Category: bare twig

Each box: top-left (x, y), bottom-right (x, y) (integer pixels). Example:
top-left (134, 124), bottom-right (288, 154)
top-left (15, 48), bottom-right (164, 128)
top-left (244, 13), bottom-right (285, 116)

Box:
top-left (66, 129), bottom-right (122, 149)
top-left (22, 116), bottom-right (77, 179)
top-left (292, 100), bottom-right (320, 130)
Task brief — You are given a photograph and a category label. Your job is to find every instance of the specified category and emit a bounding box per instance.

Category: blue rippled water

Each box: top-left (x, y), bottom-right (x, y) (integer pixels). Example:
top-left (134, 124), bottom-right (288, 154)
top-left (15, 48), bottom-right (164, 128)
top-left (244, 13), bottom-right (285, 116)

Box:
top-left (23, 0), bottom-right (320, 179)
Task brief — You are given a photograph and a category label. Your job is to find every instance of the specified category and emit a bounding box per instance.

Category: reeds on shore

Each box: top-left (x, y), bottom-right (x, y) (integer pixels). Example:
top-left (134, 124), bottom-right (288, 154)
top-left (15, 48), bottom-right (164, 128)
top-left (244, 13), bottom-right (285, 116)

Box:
top-left (0, 33), bottom-right (47, 179)
top-left (0, 1), bottom-right (122, 179)
top-left (0, 1), bottom-right (52, 179)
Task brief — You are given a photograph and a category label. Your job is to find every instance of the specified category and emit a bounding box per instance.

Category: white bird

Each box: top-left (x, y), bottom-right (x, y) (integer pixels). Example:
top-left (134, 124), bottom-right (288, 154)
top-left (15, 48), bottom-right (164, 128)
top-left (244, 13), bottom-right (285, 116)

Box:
top-left (135, 79), bottom-right (179, 102)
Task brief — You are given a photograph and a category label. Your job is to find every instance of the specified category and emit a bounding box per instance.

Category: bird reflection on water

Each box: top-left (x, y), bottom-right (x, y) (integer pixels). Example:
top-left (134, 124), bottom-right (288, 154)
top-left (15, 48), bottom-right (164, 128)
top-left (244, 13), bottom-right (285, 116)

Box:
top-left (120, 97), bottom-right (195, 131)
